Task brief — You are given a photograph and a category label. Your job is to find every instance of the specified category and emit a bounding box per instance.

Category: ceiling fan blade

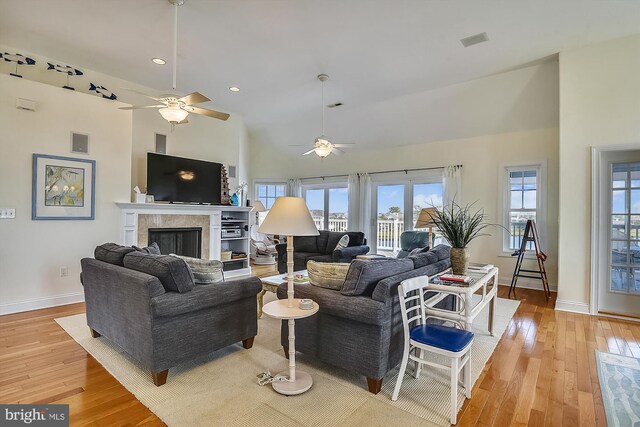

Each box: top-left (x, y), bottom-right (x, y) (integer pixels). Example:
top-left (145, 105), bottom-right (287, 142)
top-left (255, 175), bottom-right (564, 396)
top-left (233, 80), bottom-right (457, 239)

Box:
top-left (118, 105), bottom-right (164, 110)
top-left (179, 92), bottom-right (210, 105)
top-left (331, 148), bottom-right (344, 155)
top-left (302, 149), bottom-right (316, 155)
top-left (288, 144), bottom-right (313, 147)
top-left (190, 106), bottom-right (230, 121)
top-left (121, 87), bottom-right (162, 101)
top-left (332, 143), bottom-right (356, 147)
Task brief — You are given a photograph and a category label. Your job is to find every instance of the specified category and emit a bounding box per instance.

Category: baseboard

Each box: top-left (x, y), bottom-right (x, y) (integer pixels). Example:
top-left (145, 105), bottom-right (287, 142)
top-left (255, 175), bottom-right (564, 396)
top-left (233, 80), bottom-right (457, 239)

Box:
top-left (554, 299), bottom-right (590, 314)
top-left (0, 292), bottom-right (85, 316)
top-left (499, 276), bottom-right (557, 292)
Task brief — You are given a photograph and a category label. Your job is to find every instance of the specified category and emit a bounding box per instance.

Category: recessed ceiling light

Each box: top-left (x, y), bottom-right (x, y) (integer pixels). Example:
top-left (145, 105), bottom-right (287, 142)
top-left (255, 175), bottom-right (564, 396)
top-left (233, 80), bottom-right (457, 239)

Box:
top-left (229, 86), bottom-right (240, 92)
top-left (152, 58), bottom-right (166, 65)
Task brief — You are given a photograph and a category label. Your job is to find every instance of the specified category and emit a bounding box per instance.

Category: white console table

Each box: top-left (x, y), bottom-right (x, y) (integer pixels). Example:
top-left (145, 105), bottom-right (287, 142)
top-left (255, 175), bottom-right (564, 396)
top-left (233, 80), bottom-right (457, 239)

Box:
top-left (116, 203), bottom-right (252, 278)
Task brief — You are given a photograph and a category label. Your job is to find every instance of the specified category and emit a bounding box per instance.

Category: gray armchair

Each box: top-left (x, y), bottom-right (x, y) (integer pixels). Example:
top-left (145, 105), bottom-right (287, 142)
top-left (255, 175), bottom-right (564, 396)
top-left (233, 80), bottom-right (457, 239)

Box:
top-left (397, 230), bottom-right (429, 258)
top-left (81, 257), bottom-right (262, 386)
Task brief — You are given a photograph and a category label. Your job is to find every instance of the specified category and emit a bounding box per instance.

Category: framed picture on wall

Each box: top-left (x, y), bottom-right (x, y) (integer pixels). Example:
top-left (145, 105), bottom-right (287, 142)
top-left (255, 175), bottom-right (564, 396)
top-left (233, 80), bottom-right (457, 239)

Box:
top-left (32, 154), bottom-right (96, 220)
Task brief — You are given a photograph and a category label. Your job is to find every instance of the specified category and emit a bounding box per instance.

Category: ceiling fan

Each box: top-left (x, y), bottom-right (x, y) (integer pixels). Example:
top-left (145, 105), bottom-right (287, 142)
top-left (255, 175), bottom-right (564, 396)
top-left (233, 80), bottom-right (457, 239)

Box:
top-left (290, 74), bottom-right (354, 158)
top-left (119, 0), bottom-right (229, 127)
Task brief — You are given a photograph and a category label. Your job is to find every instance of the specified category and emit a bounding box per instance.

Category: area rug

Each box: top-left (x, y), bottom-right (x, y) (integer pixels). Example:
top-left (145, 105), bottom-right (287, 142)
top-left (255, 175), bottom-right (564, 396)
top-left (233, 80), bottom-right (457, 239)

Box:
top-left (55, 294), bottom-right (519, 427)
top-left (595, 350), bottom-right (640, 427)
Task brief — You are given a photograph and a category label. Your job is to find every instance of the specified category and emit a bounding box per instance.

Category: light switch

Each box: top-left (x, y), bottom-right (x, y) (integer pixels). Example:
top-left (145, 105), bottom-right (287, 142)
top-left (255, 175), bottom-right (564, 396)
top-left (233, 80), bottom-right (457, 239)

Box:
top-left (0, 209), bottom-right (16, 219)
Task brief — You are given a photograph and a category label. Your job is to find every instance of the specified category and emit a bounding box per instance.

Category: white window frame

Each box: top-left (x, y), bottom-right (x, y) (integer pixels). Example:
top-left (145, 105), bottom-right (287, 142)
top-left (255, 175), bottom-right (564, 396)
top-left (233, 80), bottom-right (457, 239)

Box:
top-left (301, 180), bottom-right (349, 231)
top-left (500, 161), bottom-right (547, 257)
top-left (253, 180), bottom-right (288, 210)
top-left (369, 171), bottom-right (444, 253)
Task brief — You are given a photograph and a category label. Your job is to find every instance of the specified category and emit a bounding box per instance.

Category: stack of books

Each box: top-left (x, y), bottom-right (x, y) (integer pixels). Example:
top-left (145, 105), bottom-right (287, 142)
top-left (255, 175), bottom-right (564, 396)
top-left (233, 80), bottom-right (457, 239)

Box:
top-left (467, 262), bottom-right (494, 274)
top-left (435, 274), bottom-right (473, 286)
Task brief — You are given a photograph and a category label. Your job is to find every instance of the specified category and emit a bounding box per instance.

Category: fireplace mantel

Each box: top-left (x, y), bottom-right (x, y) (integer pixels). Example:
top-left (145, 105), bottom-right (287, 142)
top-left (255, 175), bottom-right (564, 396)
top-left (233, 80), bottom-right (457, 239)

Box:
top-left (116, 203), bottom-right (252, 277)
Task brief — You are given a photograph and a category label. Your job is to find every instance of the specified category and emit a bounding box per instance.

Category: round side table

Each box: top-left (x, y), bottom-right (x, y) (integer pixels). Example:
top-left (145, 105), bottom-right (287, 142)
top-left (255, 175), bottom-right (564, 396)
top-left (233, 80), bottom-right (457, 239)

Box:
top-left (262, 298), bottom-right (319, 395)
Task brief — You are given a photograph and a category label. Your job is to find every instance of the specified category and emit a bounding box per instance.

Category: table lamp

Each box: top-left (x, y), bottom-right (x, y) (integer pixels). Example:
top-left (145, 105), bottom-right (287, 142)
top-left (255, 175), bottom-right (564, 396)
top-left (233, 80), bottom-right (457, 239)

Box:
top-left (415, 207), bottom-right (439, 248)
top-left (252, 200), bottom-right (266, 223)
top-left (259, 197), bottom-right (319, 307)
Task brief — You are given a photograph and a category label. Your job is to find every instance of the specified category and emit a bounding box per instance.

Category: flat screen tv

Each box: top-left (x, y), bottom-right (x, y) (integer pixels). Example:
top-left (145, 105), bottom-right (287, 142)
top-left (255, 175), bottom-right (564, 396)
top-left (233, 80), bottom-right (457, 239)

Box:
top-left (147, 153), bottom-right (222, 204)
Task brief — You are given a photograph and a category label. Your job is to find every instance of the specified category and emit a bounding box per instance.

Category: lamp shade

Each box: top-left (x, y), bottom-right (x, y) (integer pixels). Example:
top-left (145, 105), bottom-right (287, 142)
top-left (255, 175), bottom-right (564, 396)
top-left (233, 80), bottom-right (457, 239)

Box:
top-left (252, 200), bottom-right (267, 212)
top-left (415, 207), bottom-right (438, 228)
top-left (258, 197), bottom-right (319, 236)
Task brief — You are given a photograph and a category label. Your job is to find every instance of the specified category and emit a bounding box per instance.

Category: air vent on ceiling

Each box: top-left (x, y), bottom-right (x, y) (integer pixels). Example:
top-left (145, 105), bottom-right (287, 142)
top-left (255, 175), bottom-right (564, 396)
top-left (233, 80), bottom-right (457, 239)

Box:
top-left (327, 102), bottom-right (343, 109)
top-left (460, 32), bottom-right (489, 48)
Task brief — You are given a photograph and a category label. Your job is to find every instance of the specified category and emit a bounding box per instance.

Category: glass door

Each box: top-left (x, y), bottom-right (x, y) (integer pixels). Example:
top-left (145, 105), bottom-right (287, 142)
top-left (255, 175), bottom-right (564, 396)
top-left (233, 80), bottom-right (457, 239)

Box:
top-left (598, 152), bottom-right (640, 317)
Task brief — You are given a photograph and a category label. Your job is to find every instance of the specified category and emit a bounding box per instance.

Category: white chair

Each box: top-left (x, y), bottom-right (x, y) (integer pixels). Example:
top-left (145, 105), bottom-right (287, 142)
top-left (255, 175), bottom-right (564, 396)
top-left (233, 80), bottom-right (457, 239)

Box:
top-left (392, 275), bottom-right (474, 425)
top-left (250, 224), bottom-right (279, 265)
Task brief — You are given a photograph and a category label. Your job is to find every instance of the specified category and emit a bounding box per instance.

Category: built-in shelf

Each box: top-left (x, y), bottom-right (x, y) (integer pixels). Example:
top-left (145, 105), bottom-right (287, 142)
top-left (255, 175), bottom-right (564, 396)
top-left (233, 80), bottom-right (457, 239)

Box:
top-left (222, 257), bottom-right (247, 263)
top-left (221, 236), bottom-right (248, 241)
top-left (221, 219), bottom-right (248, 223)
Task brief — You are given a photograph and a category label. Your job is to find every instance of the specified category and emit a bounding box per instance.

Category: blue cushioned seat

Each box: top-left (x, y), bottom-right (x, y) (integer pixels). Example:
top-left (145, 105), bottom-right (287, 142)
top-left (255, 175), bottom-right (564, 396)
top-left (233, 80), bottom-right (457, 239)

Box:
top-left (409, 324), bottom-right (474, 353)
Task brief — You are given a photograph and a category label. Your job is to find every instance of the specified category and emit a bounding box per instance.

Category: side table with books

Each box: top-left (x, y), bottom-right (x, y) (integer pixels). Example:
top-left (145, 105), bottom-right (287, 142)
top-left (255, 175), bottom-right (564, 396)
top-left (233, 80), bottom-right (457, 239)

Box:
top-left (425, 264), bottom-right (498, 335)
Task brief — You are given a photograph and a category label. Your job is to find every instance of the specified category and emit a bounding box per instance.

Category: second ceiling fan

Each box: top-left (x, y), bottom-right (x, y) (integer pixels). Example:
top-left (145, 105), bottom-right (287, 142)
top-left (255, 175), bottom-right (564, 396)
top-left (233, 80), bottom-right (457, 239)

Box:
top-left (120, 0), bottom-right (229, 127)
top-left (291, 74), bottom-right (354, 158)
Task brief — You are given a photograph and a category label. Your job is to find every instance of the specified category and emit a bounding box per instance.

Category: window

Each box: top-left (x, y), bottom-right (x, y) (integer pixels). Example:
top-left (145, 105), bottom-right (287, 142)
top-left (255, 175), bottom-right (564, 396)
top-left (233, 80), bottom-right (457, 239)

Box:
top-left (302, 184), bottom-right (349, 232)
top-left (255, 182), bottom-right (286, 209)
top-left (372, 178), bottom-right (443, 255)
top-left (502, 164), bottom-right (545, 253)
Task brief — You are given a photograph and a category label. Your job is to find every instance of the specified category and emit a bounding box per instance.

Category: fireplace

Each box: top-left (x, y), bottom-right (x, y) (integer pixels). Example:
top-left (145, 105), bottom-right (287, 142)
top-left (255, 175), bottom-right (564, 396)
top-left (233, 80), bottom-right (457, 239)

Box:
top-left (148, 227), bottom-right (202, 258)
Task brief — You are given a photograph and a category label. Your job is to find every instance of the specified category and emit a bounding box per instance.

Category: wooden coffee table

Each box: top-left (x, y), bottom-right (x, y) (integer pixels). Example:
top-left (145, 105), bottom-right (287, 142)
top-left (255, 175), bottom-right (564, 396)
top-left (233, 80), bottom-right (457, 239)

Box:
top-left (258, 270), bottom-right (308, 318)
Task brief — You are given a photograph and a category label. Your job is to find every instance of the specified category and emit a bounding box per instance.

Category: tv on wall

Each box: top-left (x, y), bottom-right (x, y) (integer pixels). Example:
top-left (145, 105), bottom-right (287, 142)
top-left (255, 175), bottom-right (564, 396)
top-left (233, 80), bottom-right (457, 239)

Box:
top-left (147, 153), bottom-right (222, 204)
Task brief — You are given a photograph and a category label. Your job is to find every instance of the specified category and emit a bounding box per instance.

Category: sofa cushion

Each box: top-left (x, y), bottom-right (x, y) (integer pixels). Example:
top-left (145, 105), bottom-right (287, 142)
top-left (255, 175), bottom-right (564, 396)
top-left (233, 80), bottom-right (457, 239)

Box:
top-left (408, 250), bottom-right (438, 269)
top-left (123, 251), bottom-right (195, 293)
top-left (307, 254), bottom-right (334, 263)
top-left (341, 258), bottom-right (414, 296)
top-left (294, 235), bottom-right (319, 253)
top-left (133, 241), bottom-right (161, 255)
top-left (316, 231), bottom-right (330, 253)
top-left (326, 231), bottom-right (365, 253)
top-left (408, 246), bottom-right (430, 257)
top-left (170, 254), bottom-right (224, 285)
top-left (307, 261), bottom-right (350, 290)
top-left (94, 243), bottom-right (135, 266)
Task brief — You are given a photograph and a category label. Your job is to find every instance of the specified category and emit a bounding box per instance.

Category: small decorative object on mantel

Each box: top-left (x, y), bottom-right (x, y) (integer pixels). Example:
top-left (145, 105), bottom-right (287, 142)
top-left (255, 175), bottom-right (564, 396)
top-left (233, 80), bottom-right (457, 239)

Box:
top-left (220, 166), bottom-right (230, 205)
top-left (47, 62), bottom-right (83, 91)
top-left (235, 182), bottom-right (248, 207)
top-left (0, 52), bottom-right (36, 78)
top-left (32, 154), bottom-right (95, 220)
top-left (429, 200), bottom-right (498, 275)
top-left (230, 193), bottom-right (239, 206)
top-left (89, 83), bottom-right (117, 100)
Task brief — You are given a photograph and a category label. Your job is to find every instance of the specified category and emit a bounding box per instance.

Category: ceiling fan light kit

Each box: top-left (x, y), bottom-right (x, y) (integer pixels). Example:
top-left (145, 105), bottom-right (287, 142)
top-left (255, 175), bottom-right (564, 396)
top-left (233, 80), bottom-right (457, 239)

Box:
top-left (159, 106), bottom-right (188, 123)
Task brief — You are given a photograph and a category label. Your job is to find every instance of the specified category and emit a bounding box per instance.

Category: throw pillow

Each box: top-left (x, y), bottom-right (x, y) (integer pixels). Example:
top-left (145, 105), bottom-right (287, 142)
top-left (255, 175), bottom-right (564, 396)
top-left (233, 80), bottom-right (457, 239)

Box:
top-left (123, 251), bottom-right (195, 293)
top-left (307, 261), bottom-right (350, 290)
top-left (170, 254), bottom-right (224, 285)
top-left (341, 258), bottom-right (414, 296)
top-left (334, 234), bottom-right (350, 251)
top-left (408, 246), bottom-right (429, 257)
top-left (133, 241), bottom-right (161, 255)
top-left (94, 243), bottom-right (135, 266)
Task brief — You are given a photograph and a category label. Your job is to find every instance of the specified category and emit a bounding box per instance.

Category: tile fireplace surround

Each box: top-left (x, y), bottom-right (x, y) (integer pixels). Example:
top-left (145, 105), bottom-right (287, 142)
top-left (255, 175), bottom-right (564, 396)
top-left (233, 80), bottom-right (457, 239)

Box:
top-left (116, 203), bottom-right (253, 277)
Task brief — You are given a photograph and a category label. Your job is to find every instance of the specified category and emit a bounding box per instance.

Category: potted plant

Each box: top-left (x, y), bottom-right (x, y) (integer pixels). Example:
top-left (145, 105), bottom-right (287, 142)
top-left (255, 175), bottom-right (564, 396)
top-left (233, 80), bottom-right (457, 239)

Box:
top-left (428, 201), bottom-right (494, 274)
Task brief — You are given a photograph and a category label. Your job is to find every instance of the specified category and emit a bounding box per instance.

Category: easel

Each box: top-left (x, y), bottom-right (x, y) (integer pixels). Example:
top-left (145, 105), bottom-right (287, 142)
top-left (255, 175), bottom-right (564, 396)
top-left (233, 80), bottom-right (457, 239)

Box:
top-left (509, 219), bottom-right (551, 300)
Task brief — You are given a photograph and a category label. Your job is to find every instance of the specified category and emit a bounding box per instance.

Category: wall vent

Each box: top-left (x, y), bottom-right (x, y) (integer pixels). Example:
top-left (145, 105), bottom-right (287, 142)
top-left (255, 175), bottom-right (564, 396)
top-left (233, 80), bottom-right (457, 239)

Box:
top-left (155, 133), bottom-right (167, 154)
top-left (16, 98), bottom-right (36, 111)
top-left (71, 132), bottom-right (89, 154)
top-left (228, 165), bottom-right (237, 178)
top-left (460, 32), bottom-right (489, 47)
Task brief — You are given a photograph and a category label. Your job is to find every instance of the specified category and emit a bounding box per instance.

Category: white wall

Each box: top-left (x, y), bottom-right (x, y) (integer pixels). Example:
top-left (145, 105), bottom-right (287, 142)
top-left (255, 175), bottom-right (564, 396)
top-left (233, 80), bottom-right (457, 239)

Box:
top-left (557, 34), bottom-right (640, 311)
top-left (0, 44), bottom-right (250, 314)
top-left (0, 75), bottom-right (132, 314)
top-left (251, 127), bottom-right (560, 289)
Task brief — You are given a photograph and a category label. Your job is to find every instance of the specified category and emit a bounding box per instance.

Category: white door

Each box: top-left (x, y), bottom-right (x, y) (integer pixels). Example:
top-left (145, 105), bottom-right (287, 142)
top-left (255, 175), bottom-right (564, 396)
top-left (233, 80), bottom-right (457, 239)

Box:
top-left (597, 150), bottom-right (640, 317)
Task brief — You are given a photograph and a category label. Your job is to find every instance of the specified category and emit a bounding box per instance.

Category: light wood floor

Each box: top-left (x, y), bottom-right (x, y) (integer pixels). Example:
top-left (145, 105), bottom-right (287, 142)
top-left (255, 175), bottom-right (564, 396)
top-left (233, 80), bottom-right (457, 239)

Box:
top-left (1, 280), bottom-right (638, 426)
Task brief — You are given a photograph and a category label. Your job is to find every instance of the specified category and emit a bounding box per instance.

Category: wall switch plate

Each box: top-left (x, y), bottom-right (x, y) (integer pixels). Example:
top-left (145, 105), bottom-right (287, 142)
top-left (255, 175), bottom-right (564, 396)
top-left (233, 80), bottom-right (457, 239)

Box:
top-left (0, 208), bottom-right (16, 219)
top-left (59, 266), bottom-right (69, 277)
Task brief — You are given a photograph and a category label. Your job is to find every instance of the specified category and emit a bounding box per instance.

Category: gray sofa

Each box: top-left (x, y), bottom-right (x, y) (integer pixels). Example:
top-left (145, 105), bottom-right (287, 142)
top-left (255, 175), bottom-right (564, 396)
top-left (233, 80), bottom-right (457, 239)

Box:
top-left (275, 230), bottom-right (370, 273)
top-left (277, 244), bottom-right (452, 393)
top-left (81, 245), bottom-right (262, 386)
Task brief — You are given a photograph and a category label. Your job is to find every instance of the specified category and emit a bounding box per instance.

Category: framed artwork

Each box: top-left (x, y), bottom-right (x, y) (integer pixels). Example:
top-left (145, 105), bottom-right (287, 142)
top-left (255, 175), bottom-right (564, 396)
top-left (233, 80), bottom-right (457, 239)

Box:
top-left (32, 154), bottom-right (96, 220)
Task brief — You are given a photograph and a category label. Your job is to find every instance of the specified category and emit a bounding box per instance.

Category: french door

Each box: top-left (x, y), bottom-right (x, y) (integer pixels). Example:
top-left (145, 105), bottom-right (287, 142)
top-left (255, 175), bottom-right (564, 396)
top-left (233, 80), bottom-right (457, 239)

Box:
top-left (372, 180), bottom-right (443, 255)
top-left (596, 150), bottom-right (640, 317)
